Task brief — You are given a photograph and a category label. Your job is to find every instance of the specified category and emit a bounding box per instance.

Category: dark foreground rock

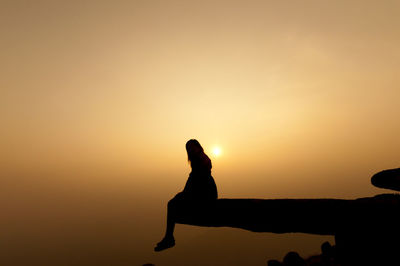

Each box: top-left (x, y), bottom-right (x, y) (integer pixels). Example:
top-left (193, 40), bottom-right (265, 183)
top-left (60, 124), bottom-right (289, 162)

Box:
top-left (371, 168), bottom-right (400, 191)
top-left (268, 241), bottom-right (336, 266)
top-left (175, 194), bottom-right (400, 265)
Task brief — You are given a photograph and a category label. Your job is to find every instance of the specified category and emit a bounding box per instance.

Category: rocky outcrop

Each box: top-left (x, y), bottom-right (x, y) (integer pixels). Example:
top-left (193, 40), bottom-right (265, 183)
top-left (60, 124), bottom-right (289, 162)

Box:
top-left (175, 194), bottom-right (400, 265)
top-left (371, 168), bottom-right (400, 191)
top-left (268, 241), bottom-right (336, 266)
top-left (176, 194), bottom-right (400, 233)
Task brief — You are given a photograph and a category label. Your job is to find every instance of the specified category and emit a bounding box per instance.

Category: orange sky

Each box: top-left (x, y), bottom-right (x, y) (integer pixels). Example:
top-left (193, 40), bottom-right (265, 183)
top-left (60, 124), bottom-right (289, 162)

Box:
top-left (1, 1), bottom-right (400, 265)
top-left (2, 0), bottom-right (400, 194)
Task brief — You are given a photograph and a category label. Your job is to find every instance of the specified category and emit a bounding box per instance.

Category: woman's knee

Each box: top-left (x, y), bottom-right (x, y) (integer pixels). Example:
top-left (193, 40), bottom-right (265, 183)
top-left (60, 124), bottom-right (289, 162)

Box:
top-left (168, 196), bottom-right (179, 208)
top-left (168, 199), bottom-right (174, 208)
top-left (168, 192), bottom-right (186, 210)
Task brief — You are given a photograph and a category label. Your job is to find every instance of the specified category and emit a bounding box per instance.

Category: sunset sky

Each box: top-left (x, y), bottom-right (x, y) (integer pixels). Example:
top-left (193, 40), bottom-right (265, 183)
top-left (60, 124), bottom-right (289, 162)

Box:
top-left (1, 1), bottom-right (400, 265)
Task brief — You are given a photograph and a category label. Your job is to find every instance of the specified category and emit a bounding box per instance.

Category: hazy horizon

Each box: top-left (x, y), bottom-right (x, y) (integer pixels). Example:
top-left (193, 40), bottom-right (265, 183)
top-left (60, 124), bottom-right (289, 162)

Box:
top-left (1, 0), bottom-right (399, 265)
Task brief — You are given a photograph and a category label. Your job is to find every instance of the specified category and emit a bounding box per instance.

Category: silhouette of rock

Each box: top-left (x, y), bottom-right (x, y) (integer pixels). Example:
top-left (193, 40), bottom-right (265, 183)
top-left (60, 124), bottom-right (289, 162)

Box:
top-left (268, 259), bottom-right (283, 266)
top-left (320, 241), bottom-right (331, 256)
top-left (283, 251), bottom-right (306, 266)
top-left (175, 194), bottom-right (400, 265)
top-left (371, 167), bottom-right (400, 191)
top-left (320, 241), bottom-right (334, 265)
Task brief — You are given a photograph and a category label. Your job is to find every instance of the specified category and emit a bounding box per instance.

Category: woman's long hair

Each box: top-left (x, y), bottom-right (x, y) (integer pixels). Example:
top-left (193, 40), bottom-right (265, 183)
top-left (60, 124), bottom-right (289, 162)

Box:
top-left (186, 139), bottom-right (211, 170)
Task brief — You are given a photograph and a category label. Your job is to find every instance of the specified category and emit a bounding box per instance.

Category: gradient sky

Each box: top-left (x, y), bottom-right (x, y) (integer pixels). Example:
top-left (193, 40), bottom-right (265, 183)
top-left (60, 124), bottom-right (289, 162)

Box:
top-left (1, 1), bottom-right (400, 265)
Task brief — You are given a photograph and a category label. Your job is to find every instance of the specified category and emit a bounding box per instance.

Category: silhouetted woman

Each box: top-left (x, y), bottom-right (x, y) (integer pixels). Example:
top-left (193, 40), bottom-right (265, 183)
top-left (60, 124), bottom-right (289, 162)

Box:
top-left (154, 139), bottom-right (218, 251)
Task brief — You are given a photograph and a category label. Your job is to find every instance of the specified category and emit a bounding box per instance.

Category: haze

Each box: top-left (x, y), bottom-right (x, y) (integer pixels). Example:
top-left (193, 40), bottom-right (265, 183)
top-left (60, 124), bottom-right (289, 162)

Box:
top-left (1, 1), bottom-right (399, 265)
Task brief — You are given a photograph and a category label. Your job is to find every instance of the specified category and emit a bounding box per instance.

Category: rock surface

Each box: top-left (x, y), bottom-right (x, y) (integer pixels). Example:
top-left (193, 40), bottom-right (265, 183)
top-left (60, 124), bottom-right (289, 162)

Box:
top-left (175, 194), bottom-right (400, 265)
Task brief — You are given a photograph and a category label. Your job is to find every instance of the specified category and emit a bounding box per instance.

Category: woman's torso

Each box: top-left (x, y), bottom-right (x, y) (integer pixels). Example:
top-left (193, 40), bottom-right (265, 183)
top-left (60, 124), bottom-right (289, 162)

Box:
top-left (183, 154), bottom-right (218, 200)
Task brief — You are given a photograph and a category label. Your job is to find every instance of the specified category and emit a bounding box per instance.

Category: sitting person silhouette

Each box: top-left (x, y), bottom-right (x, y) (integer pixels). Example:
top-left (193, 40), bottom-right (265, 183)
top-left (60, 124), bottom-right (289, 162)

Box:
top-left (154, 139), bottom-right (218, 251)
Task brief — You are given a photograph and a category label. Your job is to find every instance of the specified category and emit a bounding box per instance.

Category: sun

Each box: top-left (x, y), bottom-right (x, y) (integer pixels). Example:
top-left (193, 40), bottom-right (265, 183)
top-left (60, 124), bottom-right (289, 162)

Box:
top-left (212, 146), bottom-right (222, 157)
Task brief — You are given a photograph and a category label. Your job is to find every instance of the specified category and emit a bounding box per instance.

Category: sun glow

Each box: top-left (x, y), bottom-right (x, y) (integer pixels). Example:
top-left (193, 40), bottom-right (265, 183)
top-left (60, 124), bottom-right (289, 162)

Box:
top-left (211, 146), bottom-right (222, 157)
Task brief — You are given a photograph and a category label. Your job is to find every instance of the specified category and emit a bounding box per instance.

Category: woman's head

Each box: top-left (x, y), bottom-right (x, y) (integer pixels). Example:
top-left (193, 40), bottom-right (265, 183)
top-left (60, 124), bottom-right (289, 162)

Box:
top-left (186, 139), bottom-right (212, 170)
top-left (186, 139), bottom-right (204, 162)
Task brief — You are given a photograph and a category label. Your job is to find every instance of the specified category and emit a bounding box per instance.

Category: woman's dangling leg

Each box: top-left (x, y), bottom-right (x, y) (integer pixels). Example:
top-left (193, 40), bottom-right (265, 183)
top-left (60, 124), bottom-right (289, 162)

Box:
top-left (164, 198), bottom-right (176, 239)
top-left (155, 193), bottom-right (183, 251)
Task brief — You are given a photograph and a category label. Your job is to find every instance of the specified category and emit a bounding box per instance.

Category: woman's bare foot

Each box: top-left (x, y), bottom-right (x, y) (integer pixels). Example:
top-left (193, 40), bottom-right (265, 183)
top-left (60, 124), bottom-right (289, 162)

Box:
top-left (154, 236), bottom-right (175, 252)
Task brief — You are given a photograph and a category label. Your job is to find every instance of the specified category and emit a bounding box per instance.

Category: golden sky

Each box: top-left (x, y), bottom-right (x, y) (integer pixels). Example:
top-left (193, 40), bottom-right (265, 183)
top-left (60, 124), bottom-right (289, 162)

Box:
top-left (2, 0), bottom-right (399, 195)
top-left (1, 1), bottom-right (400, 265)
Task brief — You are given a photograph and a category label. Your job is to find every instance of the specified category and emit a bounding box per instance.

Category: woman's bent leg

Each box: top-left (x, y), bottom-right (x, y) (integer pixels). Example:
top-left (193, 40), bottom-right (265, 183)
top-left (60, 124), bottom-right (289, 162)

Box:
top-left (155, 193), bottom-right (184, 251)
top-left (164, 197), bottom-right (177, 238)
